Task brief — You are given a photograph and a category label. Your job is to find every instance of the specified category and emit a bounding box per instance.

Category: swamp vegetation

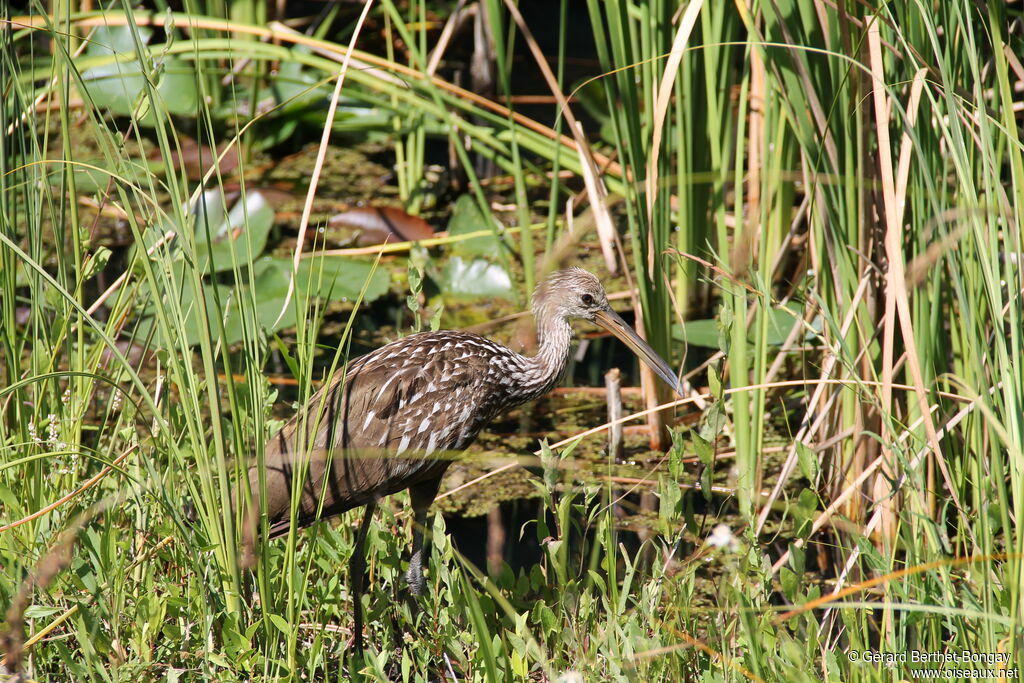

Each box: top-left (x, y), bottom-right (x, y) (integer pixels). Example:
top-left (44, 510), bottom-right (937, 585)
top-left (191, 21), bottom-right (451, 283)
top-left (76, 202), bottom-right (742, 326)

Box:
top-left (1, 0), bottom-right (1023, 680)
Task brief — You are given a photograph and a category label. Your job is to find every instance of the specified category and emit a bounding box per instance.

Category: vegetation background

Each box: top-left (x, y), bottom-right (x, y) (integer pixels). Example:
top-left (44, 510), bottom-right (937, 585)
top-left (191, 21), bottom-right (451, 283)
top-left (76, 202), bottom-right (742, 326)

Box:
top-left (1, 0), bottom-right (1022, 680)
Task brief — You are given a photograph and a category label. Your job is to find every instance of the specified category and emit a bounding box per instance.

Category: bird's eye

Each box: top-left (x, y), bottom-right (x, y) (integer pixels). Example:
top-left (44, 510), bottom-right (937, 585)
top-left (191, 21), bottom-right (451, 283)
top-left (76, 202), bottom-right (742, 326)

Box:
top-left (581, 293), bottom-right (595, 306)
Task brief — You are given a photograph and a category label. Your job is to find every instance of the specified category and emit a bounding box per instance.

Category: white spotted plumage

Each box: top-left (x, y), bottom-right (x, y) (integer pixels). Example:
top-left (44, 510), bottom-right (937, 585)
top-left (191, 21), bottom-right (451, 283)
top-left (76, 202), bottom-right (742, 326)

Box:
top-left (237, 268), bottom-right (685, 656)
top-left (244, 268), bottom-right (620, 539)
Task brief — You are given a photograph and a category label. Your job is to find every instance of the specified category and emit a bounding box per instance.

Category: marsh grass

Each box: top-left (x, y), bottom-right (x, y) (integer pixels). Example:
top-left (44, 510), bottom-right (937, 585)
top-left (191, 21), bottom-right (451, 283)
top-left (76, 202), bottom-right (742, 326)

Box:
top-left (1, 1), bottom-right (1022, 680)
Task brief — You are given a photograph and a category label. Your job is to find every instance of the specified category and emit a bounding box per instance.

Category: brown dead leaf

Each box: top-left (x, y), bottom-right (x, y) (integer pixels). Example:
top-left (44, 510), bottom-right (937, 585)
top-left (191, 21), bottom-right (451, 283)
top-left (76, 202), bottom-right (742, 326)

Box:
top-left (328, 206), bottom-right (434, 245)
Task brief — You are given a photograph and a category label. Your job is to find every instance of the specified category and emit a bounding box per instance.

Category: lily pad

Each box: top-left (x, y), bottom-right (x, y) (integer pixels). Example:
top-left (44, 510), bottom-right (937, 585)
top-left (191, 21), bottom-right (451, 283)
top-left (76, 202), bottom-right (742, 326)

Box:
top-left (134, 268), bottom-right (228, 348)
top-left (446, 194), bottom-right (503, 259)
top-left (79, 25), bottom-right (198, 123)
top-left (192, 190), bottom-right (274, 274)
top-left (438, 256), bottom-right (513, 299)
top-left (672, 318), bottom-right (721, 349)
top-left (262, 254), bottom-right (391, 303)
top-left (220, 260), bottom-right (299, 346)
top-left (260, 57), bottom-right (390, 137)
top-left (161, 271), bottom-right (290, 349)
top-left (271, 55), bottom-right (333, 112)
top-left (135, 191), bottom-right (390, 350)
top-left (439, 195), bottom-right (513, 300)
top-left (673, 303), bottom-right (812, 348)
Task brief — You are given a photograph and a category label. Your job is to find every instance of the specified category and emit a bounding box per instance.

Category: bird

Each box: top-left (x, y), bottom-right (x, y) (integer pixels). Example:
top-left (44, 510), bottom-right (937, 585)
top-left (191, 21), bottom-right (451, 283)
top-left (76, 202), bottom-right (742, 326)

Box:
top-left (238, 267), bottom-right (683, 653)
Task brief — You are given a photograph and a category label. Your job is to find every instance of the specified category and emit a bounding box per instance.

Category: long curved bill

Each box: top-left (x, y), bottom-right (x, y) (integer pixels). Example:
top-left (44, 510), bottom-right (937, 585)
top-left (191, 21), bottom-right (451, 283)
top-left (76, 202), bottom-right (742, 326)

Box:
top-left (594, 309), bottom-right (685, 398)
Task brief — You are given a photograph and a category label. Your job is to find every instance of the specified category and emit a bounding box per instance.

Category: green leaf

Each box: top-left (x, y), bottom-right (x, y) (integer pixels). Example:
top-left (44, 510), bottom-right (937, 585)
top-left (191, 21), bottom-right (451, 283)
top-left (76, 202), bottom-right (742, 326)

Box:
top-left (268, 614), bottom-right (291, 637)
top-left (672, 303), bottom-right (808, 348)
top-left (207, 652), bottom-right (231, 669)
top-left (45, 161), bottom-right (113, 193)
top-left (699, 463), bottom-right (713, 502)
top-left (138, 265), bottom-right (274, 349)
top-left (708, 363), bottom-right (722, 398)
top-left (142, 193), bottom-right (390, 351)
top-left (699, 401), bottom-right (727, 441)
top-left (793, 488), bottom-right (819, 538)
top-left (193, 190), bottom-right (274, 275)
top-left (717, 305), bottom-right (733, 353)
top-left (23, 604), bottom-right (62, 619)
top-left (82, 247), bottom-right (111, 281)
top-left (291, 255), bottom-right (391, 302)
top-left (446, 194), bottom-right (502, 258)
top-left (83, 24), bottom-right (153, 56)
top-left (460, 571), bottom-right (501, 683)
top-left (219, 261), bottom-right (298, 345)
top-left (788, 542), bottom-right (806, 575)
top-left (692, 431), bottom-right (714, 466)
top-left (79, 26), bottom-right (197, 123)
top-left (270, 52), bottom-right (333, 111)
top-left (659, 476), bottom-right (681, 522)
top-left (544, 538), bottom-right (564, 563)
top-left (439, 256), bottom-right (512, 299)
top-left (797, 488), bottom-right (818, 512)
top-left (796, 441), bottom-right (818, 481)
top-left (780, 566), bottom-right (799, 602)
top-left (441, 195), bottom-right (512, 300)
top-left (667, 435), bottom-right (685, 480)
top-left (532, 602), bottom-right (558, 638)
top-left (673, 318), bottom-right (721, 348)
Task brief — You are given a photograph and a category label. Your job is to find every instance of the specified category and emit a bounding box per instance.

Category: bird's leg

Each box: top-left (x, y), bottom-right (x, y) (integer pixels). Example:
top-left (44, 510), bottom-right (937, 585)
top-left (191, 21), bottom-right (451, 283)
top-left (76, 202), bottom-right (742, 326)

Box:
top-left (405, 477), bottom-right (442, 596)
top-left (350, 501), bottom-right (377, 655)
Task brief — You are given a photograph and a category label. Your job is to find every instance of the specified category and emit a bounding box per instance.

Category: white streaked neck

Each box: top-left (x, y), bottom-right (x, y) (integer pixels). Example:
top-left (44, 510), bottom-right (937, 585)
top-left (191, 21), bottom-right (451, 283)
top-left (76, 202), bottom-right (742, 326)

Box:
top-left (511, 311), bottom-right (573, 401)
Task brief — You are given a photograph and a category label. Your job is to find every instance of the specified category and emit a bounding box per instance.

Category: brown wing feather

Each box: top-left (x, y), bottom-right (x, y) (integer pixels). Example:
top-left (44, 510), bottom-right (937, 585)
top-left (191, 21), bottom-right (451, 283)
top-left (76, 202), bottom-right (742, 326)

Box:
top-left (244, 331), bottom-right (519, 538)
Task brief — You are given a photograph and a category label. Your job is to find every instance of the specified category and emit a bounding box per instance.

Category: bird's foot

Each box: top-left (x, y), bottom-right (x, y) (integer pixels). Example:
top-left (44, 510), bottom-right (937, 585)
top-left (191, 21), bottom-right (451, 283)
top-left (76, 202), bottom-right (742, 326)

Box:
top-left (405, 553), bottom-right (427, 596)
top-left (405, 564), bottom-right (426, 597)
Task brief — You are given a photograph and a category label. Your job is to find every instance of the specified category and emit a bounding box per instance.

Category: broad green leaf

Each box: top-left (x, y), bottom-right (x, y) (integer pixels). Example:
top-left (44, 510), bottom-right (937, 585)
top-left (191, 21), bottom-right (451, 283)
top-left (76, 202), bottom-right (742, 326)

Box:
top-left (291, 255), bottom-right (390, 302)
top-left (83, 25), bottom-right (153, 55)
top-left (672, 318), bottom-right (720, 348)
top-left (79, 25), bottom-right (197, 123)
top-left (23, 604), bottom-right (62, 619)
top-left (44, 160), bottom-right (114, 193)
top-left (788, 542), bottom-right (806, 575)
top-left (270, 54), bottom-right (332, 111)
top-left (219, 261), bottom-right (298, 345)
top-left (708, 363), bottom-right (722, 398)
top-left (82, 247), bottom-right (111, 281)
top-left (439, 256), bottom-right (512, 299)
top-left (193, 190), bottom-right (274, 275)
top-left (267, 614), bottom-right (291, 637)
top-left (659, 475), bottom-right (681, 522)
top-left (673, 303), bottom-right (809, 348)
top-left (446, 194), bottom-right (503, 258)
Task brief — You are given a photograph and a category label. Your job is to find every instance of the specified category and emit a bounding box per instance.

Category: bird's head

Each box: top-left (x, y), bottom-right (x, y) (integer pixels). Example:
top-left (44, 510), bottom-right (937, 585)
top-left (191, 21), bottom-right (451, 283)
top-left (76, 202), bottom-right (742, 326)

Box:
top-left (532, 268), bottom-right (685, 397)
top-left (532, 267), bottom-right (610, 322)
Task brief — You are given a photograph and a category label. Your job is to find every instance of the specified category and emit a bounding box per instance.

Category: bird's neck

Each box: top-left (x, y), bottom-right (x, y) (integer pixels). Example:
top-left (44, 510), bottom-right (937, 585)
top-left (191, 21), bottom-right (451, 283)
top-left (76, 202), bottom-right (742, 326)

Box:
top-left (513, 313), bottom-right (573, 402)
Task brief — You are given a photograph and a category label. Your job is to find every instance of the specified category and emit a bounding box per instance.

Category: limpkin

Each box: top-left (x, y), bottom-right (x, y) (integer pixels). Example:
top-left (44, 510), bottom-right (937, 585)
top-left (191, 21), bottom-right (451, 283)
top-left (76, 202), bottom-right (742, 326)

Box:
top-left (240, 268), bottom-right (682, 651)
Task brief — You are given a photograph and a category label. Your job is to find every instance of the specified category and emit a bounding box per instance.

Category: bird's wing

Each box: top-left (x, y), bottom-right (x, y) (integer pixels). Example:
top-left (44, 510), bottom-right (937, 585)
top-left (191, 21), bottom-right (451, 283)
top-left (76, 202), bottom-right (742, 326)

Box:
top-left (331, 332), bottom-right (506, 459)
top-left (253, 333), bottom-right (511, 530)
